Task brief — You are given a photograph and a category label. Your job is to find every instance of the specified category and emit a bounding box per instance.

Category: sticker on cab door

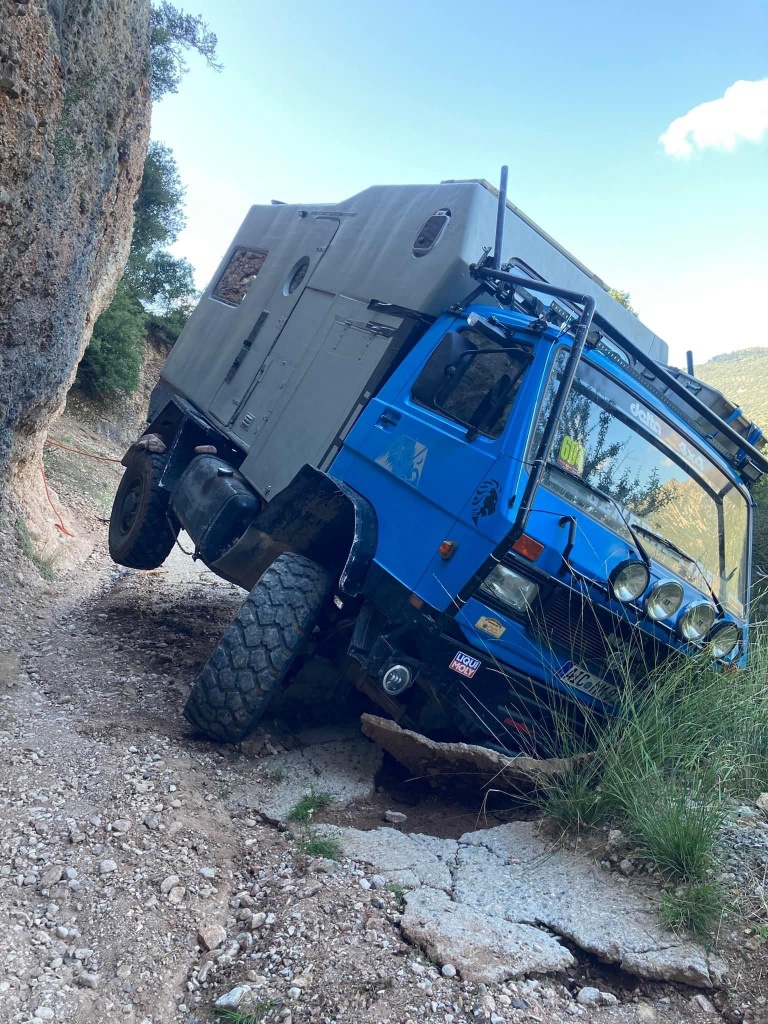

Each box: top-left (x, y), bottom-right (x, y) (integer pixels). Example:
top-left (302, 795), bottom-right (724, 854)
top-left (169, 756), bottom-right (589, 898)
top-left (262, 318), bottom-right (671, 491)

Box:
top-left (449, 651), bottom-right (481, 678)
top-left (375, 435), bottom-right (428, 487)
top-left (475, 616), bottom-right (506, 639)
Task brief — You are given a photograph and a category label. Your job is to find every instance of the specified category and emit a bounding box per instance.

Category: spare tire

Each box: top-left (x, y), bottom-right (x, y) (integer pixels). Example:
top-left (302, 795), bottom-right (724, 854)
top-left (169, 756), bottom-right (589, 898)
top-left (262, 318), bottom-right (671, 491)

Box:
top-left (108, 451), bottom-right (178, 569)
top-left (184, 553), bottom-right (332, 742)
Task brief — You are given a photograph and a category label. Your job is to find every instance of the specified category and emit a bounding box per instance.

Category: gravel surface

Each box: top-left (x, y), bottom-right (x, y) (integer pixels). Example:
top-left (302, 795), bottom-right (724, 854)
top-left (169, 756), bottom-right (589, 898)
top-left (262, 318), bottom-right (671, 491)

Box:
top-left (1, 422), bottom-right (767, 1024)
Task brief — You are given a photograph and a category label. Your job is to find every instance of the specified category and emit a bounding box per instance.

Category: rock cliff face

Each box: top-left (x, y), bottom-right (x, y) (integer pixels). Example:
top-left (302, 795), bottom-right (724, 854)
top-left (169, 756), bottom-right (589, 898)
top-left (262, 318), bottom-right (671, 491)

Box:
top-left (0, 0), bottom-right (150, 499)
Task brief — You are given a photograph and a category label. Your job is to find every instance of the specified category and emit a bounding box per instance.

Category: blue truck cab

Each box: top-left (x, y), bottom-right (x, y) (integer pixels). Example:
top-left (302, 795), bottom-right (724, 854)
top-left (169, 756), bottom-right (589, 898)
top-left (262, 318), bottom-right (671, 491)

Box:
top-left (109, 172), bottom-right (768, 753)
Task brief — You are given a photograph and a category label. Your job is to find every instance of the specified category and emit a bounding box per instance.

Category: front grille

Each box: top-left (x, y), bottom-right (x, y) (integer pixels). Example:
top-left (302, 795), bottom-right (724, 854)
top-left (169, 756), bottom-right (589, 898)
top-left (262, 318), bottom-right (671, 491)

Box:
top-left (530, 586), bottom-right (672, 678)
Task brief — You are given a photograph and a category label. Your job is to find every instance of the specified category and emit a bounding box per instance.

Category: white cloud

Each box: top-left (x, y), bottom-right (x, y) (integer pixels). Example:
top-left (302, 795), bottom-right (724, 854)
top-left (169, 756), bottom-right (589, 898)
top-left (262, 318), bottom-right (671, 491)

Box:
top-left (658, 78), bottom-right (768, 158)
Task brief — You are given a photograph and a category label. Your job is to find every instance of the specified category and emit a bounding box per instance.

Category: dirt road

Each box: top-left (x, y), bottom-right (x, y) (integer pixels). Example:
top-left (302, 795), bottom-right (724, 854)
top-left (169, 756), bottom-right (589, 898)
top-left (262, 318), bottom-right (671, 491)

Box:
top-left (0, 422), bottom-right (763, 1024)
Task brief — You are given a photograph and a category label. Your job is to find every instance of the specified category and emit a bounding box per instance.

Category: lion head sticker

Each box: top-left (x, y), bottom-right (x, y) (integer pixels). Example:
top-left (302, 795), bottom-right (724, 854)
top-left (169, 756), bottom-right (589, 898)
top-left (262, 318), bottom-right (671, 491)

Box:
top-left (471, 479), bottom-right (500, 524)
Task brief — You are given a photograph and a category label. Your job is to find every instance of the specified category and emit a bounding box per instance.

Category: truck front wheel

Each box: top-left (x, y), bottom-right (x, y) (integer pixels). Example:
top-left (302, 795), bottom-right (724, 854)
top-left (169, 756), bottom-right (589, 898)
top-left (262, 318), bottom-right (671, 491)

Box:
top-left (183, 553), bottom-right (333, 743)
top-left (109, 452), bottom-right (178, 569)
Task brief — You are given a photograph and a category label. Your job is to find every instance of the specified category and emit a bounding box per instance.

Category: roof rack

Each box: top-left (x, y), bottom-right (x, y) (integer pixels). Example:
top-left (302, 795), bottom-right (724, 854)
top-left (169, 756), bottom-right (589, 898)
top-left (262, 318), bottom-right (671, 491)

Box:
top-left (588, 309), bottom-right (767, 483)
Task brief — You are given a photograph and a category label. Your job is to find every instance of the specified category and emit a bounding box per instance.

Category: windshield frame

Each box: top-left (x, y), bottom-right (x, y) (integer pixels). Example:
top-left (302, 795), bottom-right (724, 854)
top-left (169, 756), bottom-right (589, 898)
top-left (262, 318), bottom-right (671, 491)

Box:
top-left (528, 347), bottom-right (752, 612)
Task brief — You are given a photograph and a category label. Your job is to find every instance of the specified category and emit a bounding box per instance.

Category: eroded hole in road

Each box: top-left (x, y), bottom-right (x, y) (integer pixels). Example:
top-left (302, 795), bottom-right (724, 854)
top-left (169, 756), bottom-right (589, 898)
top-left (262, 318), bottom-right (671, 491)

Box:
top-left (311, 751), bottom-right (539, 840)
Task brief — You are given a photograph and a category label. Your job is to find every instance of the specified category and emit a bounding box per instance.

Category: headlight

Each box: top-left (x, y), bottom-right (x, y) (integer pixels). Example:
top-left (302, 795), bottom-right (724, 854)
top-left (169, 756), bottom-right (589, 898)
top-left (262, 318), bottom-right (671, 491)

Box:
top-left (677, 601), bottom-right (716, 641)
top-left (480, 566), bottom-right (539, 615)
top-left (645, 580), bottom-right (684, 621)
top-left (609, 561), bottom-right (650, 603)
top-left (708, 622), bottom-right (741, 660)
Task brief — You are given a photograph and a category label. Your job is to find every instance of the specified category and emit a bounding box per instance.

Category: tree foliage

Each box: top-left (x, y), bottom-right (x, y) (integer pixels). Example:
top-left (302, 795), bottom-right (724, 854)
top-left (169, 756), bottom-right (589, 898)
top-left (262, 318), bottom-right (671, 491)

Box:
top-left (77, 146), bottom-right (198, 397)
top-left (124, 143), bottom-right (197, 310)
top-left (608, 288), bottom-right (638, 316)
top-left (77, 283), bottom-right (147, 397)
top-left (129, 141), bottom-right (186, 255)
top-left (149, 1), bottom-right (222, 101)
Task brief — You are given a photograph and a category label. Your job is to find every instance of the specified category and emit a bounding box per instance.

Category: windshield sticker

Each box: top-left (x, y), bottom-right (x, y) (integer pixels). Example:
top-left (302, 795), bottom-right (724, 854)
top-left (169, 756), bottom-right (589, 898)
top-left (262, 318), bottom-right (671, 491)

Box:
top-left (449, 651), bottom-right (481, 678)
top-left (557, 435), bottom-right (585, 477)
top-left (629, 402), bottom-right (709, 475)
top-left (475, 616), bottom-right (506, 639)
top-left (471, 479), bottom-right (499, 523)
top-left (629, 401), bottom-right (663, 439)
top-left (375, 436), bottom-right (428, 487)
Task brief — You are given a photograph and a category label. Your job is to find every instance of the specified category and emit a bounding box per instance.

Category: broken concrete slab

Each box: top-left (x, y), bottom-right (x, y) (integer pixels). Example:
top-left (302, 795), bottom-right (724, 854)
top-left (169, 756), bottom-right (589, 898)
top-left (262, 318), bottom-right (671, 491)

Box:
top-left (228, 733), bottom-right (382, 822)
top-left (401, 887), bottom-right (574, 983)
top-left (361, 713), bottom-right (578, 792)
top-left (456, 824), bottom-right (727, 989)
top-left (328, 820), bottom-right (727, 988)
top-left (320, 826), bottom-right (453, 890)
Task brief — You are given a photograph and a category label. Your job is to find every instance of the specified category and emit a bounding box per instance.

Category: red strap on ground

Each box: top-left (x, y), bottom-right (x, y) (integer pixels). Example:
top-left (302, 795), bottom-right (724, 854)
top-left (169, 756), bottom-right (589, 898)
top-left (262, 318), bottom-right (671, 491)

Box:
top-left (40, 466), bottom-right (76, 538)
top-left (44, 438), bottom-right (123, 464)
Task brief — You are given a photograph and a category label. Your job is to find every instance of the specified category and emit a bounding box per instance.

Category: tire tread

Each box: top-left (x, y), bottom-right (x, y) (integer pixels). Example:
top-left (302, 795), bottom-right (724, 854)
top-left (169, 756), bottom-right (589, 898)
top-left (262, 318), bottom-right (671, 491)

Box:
top-left (183, 553), bottom-right (332, 742)
top-left (108, 452), bottom-right (177, 570)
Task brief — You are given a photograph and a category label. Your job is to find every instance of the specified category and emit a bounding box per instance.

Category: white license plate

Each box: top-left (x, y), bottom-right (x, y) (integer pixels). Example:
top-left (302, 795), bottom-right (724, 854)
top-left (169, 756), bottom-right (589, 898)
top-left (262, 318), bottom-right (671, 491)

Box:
top-left (556, 661), bottom-right (615, 703)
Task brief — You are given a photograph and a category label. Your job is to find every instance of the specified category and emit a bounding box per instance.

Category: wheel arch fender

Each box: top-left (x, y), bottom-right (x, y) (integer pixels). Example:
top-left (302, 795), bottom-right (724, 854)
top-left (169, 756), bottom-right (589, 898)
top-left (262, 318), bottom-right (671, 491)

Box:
top-left (335, 478), bottom-right (378, 596)
top-left (210, 465), bottom-right (378, 594)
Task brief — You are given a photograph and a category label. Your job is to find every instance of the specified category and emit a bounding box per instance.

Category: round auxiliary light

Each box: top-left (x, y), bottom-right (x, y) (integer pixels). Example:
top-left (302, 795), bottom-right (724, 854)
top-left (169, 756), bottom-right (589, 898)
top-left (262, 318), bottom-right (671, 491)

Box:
top-left (677, 601), bottom-right (716, 642)
top-left (610, 561), bottom-right (650, 603)
top-left (645, 580), bottom-right (684, 621)
top-left (708, 622), bottom-right (741, 660)
top-left (381, 663), bottom-right (413, 696)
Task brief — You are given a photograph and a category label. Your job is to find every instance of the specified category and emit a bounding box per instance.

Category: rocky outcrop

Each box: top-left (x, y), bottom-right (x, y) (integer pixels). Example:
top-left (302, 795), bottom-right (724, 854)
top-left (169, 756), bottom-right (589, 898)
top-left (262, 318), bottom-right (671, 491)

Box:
top-left (0, 0), bottom-right (150, 501)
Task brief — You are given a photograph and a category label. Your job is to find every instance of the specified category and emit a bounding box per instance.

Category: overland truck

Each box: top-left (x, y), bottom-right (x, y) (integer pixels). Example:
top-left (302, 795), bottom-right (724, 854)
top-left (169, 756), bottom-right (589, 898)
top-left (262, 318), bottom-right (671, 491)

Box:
top-left (109, 170), bottom-right (768, 754)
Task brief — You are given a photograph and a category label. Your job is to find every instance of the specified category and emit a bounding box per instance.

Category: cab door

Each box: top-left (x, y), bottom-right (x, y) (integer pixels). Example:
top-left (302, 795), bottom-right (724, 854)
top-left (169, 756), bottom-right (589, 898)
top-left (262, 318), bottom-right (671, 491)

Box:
top-left (333, 318), bottom-right (533, 607)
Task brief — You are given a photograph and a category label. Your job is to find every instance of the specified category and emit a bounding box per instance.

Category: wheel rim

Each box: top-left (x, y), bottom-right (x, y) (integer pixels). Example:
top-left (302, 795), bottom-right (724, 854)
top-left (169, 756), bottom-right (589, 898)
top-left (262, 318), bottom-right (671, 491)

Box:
top-left (119, 479), bottom-right (143, 535)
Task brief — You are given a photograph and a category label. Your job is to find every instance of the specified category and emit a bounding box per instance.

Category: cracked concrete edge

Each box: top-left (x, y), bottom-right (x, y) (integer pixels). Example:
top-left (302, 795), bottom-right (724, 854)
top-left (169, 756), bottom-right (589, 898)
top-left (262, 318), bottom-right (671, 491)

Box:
top-left (361, 713), bottom-right (580, 788)
top-left (326, 822), bottom-right (729, 990)
top-left (401, 887), bottom-right (575, 984)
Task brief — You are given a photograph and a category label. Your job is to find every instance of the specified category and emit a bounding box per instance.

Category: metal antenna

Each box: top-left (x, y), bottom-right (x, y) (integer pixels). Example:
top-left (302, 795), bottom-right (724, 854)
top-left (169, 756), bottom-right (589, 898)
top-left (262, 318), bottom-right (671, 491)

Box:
top-left (492, 165), bottom-right (508, 270)
top-left (686, 350), bottom-right (694, 375)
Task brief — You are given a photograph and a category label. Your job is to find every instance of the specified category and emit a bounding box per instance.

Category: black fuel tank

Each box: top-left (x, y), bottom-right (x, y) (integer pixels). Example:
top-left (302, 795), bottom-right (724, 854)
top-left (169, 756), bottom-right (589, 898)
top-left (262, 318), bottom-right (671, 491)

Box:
top-left (171, 455), bottom-right (263, 564)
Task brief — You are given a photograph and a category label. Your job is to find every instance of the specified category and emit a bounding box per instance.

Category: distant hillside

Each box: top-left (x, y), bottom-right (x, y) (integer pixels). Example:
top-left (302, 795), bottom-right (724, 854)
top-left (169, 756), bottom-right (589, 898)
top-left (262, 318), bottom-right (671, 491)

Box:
top-left (695, 348), bottom-right (768, 431)
top-left (695, 348), bottom-right (768, 586)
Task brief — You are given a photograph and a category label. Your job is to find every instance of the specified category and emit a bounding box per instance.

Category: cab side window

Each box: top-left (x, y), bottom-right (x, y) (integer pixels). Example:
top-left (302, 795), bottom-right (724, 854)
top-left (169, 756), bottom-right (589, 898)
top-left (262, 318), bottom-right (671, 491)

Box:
top-left (412, 329), bottom-right (530, 439)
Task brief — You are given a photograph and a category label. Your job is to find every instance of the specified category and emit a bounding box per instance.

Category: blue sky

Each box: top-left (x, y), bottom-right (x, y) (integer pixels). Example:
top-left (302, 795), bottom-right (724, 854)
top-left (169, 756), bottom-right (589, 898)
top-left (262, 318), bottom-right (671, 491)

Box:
top-left (151, 0), bottom-right (768, 366)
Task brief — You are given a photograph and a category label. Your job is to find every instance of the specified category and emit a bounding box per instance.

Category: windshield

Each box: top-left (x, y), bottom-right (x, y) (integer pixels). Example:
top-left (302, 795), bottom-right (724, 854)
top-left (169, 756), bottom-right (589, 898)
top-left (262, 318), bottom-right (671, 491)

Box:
top-left (530, 351), bottom-right (749, 616)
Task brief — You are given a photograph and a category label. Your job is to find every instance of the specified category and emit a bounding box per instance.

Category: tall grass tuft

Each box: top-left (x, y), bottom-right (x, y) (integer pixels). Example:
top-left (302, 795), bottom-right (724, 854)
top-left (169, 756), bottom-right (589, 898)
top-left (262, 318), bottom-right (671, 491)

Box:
top-left (535, 620), bottom-right (768, 935)
top-left (659, 882), bottom-right (726, 937)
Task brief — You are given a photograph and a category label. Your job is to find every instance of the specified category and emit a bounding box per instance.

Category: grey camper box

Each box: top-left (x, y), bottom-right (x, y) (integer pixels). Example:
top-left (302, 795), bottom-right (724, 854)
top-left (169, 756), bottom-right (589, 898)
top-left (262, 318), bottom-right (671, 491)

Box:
top-left (159, 180), bottom-right (669, 500)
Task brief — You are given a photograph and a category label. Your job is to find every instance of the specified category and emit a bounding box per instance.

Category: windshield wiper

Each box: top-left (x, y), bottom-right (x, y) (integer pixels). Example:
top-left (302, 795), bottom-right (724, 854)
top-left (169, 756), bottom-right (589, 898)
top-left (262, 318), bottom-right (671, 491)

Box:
top-left (632, 525), bottom-right (698, 564)
top-left (632, 525), bottom-right (723, 614)
top-left (547, 463), bottom-right (652, 569)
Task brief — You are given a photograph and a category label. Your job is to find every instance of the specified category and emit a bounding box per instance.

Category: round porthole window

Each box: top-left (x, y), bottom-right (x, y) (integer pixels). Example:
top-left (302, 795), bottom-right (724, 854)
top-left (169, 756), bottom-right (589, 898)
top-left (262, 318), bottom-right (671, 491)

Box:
top-left (284, 257), bottom-right (310, 296)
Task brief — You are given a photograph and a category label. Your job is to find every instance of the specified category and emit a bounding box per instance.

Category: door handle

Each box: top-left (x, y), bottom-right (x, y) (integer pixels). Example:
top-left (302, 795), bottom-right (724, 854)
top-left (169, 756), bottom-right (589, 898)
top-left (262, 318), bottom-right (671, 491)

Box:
top-left (377, 410), bottom-right (401, 429)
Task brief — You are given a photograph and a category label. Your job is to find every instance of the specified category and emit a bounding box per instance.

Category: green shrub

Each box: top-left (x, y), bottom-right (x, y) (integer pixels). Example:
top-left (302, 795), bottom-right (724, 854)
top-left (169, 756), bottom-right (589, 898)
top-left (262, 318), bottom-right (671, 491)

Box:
top-left (213, 1003), bottom-right (274, 1024)
top-left (287, 791), bottom-right (333, 824)
top-left (298, 835), bottom-right (342, 860)
top-left (659, 882), bottom-right (726, 936)
top-left (620, 771), bottom-right (725, 880)
top-left (76, 282), bottom-right (146, 397)
top-left (541, 764), bottom-right (610, 831)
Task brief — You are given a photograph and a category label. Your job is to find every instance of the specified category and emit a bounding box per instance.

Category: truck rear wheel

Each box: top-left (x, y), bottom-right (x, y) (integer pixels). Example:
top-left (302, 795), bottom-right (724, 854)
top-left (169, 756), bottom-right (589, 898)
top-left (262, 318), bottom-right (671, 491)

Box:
top-left (183, 553), bottom-right (333, 743)
top-left (108, 452), bottom-right (178, 570)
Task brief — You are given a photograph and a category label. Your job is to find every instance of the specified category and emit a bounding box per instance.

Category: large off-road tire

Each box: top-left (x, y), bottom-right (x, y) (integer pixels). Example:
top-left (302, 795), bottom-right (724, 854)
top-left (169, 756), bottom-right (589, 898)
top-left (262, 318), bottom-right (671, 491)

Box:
top-left (183, 553), bottom-right (333, 742)
top-left (108, 452), bottom-right (178, 570)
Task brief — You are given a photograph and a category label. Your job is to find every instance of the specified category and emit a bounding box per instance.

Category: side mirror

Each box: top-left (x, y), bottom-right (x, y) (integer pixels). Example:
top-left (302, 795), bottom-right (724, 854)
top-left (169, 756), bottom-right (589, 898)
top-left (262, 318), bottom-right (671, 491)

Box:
top-left (411, 331), bottom-right (478, 406)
